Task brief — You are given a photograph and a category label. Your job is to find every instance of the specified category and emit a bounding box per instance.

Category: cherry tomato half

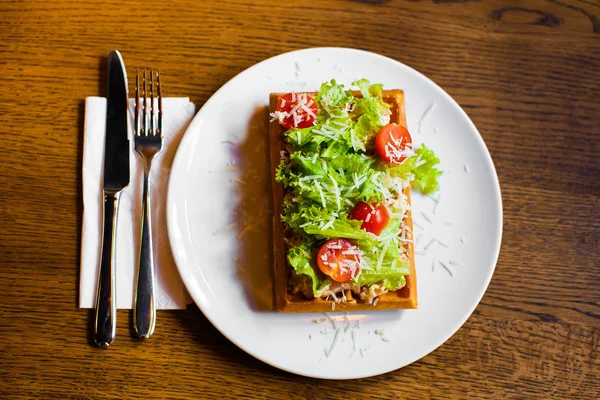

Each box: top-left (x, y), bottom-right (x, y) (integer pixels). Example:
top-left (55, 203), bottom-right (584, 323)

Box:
top-left (316, 239), bottom-right (361, 283)
top-left (274, 92), bottom-right (318, 129)
top-left (375, 123), bottom-right (412, 164)
top-left (349, 201), bottom-right (390, 236)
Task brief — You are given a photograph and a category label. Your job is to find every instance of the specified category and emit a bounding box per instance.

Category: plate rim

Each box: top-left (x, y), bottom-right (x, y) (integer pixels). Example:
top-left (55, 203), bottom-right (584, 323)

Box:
top-left (166, 46), bottom-right (503, 379)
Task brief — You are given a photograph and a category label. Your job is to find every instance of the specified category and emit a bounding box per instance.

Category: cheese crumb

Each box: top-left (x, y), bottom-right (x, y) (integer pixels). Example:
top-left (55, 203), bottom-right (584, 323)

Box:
top-left (424, 238), bottom-right (437, 251)
top-left (439, 260), bottom-right (454, 277)
top-left (421, 212), bottom-right (433, 224)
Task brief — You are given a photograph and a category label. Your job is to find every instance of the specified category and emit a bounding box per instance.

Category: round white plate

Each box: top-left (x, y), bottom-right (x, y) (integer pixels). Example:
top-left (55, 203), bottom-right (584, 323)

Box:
top-left (167, 47), bottom-right (502, 379)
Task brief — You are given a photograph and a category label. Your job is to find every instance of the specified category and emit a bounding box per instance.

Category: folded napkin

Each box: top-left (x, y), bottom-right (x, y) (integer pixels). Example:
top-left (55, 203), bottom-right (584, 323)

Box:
top-left (80, 97), bottom-right (196, 309)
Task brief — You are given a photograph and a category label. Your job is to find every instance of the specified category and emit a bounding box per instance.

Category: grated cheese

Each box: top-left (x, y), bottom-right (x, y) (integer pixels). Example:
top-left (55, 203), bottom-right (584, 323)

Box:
top-left (212, 223), bottom-right (236, 236)
top-left (350, 330), bottom-right (357, 356)
top-left (315, 181), bottom-right (326, 208)
top-left (439, 260), bottom-right (454, 277)
top-left (437, 239), bottom-right (450, 248)
top-left (424, 238), bottom-right (437, 251)
top-left (269, 110), bottom-right (290, 123)
top-left (415, 233), bottom-right (423, 244)
top-left (421, 211), bottom-right (433, 224)
top-left (341, 249), bottom-right (361, 255)
top-left (237, 224), bottom-right (257, 239)
top-left (321, 101), bottom-right (333, 117)
top-left (320, 218), bottom-right (335, 231)
top-left (331, 120), bottom-right (348, 129)
top-left (433, 200), bottom-right (440, 215)
top-left (418, 102), bottom-right (435, 135)
top-left (299, 175), bottom-right (321, 182)
top-left (329, 174), bottom-right (341, 211)
top-left (323, 313), bottom-right (334, 327)
top-left (376, 240), bottom-right (391, 271)
top-left (428, 194), bottom-right (440, 203)
top-left (413, 157), bottom-right (427, 168)
top-left (343, 314), bottom-right (351, 332)
top-left (301, 103), bottom-right (317, 119)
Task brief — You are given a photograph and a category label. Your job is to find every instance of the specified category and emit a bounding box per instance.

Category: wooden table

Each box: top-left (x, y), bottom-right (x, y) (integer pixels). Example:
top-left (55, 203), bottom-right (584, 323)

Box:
top-left (1, 0), bottom-right (598, 398)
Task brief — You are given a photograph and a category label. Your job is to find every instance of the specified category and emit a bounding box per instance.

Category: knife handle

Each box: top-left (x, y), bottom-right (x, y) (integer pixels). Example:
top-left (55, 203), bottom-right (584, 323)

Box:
top-left (134, 171), bottom-right (156, 339)
top-left (94, 191), bottom-right (119, 348)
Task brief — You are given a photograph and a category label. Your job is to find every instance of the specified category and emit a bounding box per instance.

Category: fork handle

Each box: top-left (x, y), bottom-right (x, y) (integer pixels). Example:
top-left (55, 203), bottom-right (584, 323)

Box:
top-left (94, 190), bottom-right (119, 348)
top-left (134, 171), bottom-right (156, 339)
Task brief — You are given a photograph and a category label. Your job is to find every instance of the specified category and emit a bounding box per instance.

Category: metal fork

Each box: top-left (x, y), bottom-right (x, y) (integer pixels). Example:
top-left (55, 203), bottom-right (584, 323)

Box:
top-left (133, 68), bottom-right (162, 339)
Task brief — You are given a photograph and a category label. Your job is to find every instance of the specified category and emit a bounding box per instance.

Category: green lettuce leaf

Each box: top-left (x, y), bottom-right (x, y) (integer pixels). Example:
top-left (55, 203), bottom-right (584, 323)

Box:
top-left (413, 143), bottom-right (443, 194)
top-left (352, 78), bottom-right (390, 131)
top-left (386, 144), bottom-right (442, 194)
top-left (276, 79), bottom-right (441, 294)
top-left (314, 79), bottom-right (354, 123)
top-left (287, 243), bottom-right (331, 295)
top-left (357, 270), bottom-right (408, 291)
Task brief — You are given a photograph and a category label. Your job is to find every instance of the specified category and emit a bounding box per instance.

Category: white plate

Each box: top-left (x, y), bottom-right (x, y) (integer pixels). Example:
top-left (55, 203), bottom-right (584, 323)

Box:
top-left (167, 47), bottom-right (502, 379)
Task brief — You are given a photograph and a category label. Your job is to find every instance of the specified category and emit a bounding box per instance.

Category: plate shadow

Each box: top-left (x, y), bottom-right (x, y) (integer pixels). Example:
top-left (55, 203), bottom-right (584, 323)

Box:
top-left (228, 106), bottom-right (275, 312)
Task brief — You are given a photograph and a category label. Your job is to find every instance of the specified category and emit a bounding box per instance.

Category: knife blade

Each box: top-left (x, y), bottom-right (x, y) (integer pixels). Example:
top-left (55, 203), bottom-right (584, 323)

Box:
top-left (94, 50), bottom-right (129, 348)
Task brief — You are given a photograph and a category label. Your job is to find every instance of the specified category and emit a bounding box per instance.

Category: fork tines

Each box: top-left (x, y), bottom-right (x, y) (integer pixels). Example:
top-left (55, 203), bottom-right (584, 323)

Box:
top-left (134, 68), bottom-right (163, 137)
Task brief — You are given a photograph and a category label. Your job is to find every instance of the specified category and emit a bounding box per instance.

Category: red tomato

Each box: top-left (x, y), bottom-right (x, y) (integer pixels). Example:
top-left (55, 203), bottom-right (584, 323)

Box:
top-left (316, 239), bottom-right (361, 283)
top-left (349, 201), bottom-right (390, 236)
top-left (375, 123), bottom-right (412, 164)
top-left (274, 92), bottom-right (318, 129)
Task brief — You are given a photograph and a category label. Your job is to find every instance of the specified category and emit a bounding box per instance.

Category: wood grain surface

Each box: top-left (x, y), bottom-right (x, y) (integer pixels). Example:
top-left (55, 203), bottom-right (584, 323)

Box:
top-left (0, 0), bottom-right (598, 398)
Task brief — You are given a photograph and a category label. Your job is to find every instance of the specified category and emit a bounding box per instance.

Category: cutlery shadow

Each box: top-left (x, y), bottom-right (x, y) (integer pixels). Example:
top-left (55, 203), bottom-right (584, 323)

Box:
top-left (80, 54), bottom-right (106, 343)
top-left (228, 106), bottom-right (276, 312)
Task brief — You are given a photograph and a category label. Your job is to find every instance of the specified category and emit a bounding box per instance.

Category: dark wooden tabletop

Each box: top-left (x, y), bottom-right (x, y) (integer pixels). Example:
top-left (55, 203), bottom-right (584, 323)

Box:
top-left (1, 0), bottom-right (599, 398)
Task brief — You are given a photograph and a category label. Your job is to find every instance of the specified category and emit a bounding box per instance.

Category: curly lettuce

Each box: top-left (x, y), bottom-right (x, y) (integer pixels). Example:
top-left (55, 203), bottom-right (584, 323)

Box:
top-left (276, 79), bottom-right (441, 297)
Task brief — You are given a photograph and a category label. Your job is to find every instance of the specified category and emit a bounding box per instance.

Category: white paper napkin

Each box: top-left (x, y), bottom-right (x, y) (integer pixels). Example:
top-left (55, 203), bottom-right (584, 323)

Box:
top-left (80, 97), bottom-right (196, 309)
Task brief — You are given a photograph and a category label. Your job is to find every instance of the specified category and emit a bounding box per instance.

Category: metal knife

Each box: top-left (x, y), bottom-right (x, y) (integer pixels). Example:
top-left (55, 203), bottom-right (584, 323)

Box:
top-left (94, 50), bottom-right (130, 348)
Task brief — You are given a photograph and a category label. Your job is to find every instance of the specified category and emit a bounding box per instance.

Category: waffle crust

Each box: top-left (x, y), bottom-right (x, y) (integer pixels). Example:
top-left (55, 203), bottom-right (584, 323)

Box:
top-left (269, 90), bottom-right (417, 312)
